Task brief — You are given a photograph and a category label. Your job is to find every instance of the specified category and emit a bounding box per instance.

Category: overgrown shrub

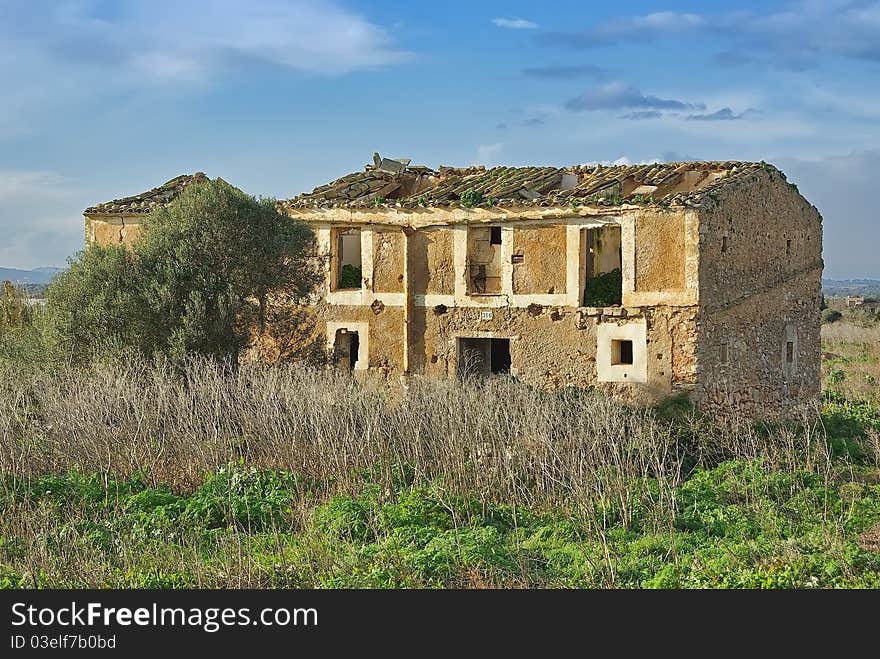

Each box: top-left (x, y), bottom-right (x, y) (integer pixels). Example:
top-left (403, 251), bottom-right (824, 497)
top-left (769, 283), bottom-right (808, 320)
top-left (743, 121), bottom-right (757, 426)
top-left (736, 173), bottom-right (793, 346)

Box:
top-left (339, 264), bottom-right (362, 290)
top-left (43, 178), bottom-right (316, 363)
top-left (822, 308), bottom-right (843, 323)
top-left (583, 268), bottom-right (622, 307)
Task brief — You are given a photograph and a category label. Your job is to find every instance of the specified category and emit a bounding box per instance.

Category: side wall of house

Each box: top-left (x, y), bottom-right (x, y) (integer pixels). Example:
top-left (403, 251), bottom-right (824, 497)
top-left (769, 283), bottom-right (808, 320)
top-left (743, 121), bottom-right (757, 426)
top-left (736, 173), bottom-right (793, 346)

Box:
top-left (85, 215), bottom-right (144, 248)
top-left (694, 170), bottom-right (823, 419)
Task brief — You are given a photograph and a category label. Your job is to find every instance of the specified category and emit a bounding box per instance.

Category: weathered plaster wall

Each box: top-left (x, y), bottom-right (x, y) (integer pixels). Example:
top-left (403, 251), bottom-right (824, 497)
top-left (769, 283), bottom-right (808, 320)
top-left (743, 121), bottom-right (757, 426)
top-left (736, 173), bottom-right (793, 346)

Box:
top-left (410, 227), bottom-right (454, 295)
top-left (85, 215), bottom-right (143, 248)
top-left (634, 211), bottom-right (686, 292)
top-left (318, 302), bottom-right (406, 375)
top-left (621, 208), bottom-right (698, 308)
top-left (512, 225), bottom-right (567, 295)
top-left (372, 229), bottom-right (405, 293)
top-left (694, 171), bottom-right (823, 419)
top-left (409, 303), bottom-right (696, 400)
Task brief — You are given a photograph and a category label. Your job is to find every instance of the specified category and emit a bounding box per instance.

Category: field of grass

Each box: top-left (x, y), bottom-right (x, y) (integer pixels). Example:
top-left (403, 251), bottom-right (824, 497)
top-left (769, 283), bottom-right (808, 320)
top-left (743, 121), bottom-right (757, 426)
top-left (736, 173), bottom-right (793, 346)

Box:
top-left (822, 320), bottom-right (880, 406)
top-left (1, 348), bottom-right (879, 588)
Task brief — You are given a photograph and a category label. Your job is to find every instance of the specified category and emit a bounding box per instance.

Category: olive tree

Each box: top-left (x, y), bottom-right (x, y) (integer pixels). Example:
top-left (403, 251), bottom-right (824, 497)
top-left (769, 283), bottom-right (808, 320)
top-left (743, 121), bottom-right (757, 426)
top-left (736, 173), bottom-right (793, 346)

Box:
top-left (47, 178), bottom-right (315, 362)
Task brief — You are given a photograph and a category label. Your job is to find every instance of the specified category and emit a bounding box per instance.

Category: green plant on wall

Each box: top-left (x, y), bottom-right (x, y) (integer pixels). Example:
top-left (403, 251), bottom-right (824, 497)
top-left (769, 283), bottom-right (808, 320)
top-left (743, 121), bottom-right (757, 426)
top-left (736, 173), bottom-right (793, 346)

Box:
top-left (583, 268), bottom-right (622, 307)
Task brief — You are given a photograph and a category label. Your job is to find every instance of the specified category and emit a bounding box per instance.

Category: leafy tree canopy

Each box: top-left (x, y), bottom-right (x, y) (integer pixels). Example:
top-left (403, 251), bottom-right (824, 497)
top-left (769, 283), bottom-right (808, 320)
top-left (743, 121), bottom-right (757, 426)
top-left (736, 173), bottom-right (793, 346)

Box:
top-left (47, 178), bottom-right (315, 362)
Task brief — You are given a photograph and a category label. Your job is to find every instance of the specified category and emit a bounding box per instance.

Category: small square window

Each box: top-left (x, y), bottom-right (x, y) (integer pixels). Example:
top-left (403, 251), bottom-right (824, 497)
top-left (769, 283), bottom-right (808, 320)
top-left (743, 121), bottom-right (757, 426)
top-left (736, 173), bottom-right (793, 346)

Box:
top-left (612, 339), bottom-right (634, 366)
top-left (490, 226), bottom-right (502, 245)
top-left (511, 254), bottom-right (524, 264)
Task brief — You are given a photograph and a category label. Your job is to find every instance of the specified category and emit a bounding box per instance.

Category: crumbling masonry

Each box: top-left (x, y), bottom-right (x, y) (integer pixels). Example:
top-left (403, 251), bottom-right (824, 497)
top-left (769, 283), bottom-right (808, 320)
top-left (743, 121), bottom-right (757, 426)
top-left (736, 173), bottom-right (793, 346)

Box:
top-left (83, 157), bottom-right (823, 419)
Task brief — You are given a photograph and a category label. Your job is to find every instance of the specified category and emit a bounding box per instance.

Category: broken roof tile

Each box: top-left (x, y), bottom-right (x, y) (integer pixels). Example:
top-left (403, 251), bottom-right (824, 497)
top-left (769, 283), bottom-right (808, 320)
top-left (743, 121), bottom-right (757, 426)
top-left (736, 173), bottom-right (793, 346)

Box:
top-left (281, 160), bottom-right (778, 212)
top-left (84, 172), bottom-right (210, 215)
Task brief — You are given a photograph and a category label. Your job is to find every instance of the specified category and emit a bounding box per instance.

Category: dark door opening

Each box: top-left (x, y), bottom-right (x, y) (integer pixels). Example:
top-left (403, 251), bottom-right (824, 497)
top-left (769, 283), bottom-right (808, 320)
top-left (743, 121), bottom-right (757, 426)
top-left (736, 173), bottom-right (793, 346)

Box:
top-left (457, 337), bottom-right (511, 376)
top-left (349, 332), bottom-right (360, 371)
top-left (490, 338), bottom-right (511, 374)
top-left (334, 329), bottom-right (360, 372)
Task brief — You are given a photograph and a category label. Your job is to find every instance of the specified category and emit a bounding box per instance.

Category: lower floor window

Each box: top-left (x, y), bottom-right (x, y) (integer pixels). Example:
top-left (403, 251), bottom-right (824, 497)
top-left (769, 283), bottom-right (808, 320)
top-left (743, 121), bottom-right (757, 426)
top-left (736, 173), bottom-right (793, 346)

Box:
top-left (457, 337), bottom-right (511, 376)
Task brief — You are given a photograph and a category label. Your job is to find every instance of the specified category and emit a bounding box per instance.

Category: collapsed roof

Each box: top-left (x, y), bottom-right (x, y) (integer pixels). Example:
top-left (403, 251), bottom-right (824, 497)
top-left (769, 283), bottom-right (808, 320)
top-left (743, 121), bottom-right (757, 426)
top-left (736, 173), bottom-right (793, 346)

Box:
top-left (282, 158), bottom-right (779, 212)
top-left (84, 173), bottom-right (210, 215)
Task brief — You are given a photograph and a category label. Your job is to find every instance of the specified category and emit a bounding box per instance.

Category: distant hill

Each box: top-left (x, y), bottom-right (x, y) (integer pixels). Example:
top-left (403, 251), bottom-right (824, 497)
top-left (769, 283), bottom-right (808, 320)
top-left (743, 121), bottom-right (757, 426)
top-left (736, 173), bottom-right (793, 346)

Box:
top-left (823, 278), bottom-right (880, 298)
top-left (0, 267), bottom-right (64, 286)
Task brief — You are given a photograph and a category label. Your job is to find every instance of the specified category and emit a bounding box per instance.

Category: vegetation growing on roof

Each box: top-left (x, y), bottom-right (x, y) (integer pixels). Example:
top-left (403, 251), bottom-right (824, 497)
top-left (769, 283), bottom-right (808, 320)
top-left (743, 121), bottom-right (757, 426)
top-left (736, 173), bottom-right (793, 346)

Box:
top-left (459, 189), bottom-right (484, 208)
top-left (629, 194), bottom-right (656, 205)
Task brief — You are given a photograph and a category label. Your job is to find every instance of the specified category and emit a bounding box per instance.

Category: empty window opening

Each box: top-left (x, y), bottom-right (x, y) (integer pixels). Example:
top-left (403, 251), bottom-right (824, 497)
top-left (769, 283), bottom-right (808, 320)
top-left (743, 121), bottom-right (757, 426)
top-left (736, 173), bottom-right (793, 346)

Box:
top-left (721, 235), bottom-right (729, 253)
top-left (786, 239), bottom-right (792, 257)
top-left (334, 329), bottom-right (360, 372)
top-left (612, 339), bottom-right (634, 366)
top-left (786, 341), bottom-right (794, 364)
top-left (720, 343), bottom-right (729, 363)
top-left (457, 337), bottom-right (511, 377)
top-left (582, 226), bottom-right (622, 306)
top-left (466, 226), bottom-right (503, 295)
top-left (335, 228), bottom-right (362, 290)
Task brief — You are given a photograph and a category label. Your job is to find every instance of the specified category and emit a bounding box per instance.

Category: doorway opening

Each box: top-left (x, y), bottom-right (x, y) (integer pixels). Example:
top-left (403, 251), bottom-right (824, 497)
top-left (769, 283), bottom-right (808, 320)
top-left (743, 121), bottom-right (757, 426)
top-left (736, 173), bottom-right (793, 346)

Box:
top-left (582, 226), bottom-right (622, 307)
top-left (334, 329), bottom-right (360, 372)
top-left (457, 337), bottom-right (511, 377)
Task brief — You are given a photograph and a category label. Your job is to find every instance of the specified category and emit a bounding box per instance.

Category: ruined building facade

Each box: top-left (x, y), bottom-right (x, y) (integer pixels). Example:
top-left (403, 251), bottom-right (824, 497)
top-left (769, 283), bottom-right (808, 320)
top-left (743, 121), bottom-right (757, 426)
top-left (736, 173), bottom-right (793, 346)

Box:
top-left (84, 158), bottom-right (823, 419)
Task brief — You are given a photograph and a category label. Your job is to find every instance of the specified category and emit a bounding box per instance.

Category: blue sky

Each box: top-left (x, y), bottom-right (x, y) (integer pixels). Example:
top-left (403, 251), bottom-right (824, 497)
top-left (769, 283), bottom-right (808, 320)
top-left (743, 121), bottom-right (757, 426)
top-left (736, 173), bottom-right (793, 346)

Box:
top-left (0, 0), bottom-right (878, 277)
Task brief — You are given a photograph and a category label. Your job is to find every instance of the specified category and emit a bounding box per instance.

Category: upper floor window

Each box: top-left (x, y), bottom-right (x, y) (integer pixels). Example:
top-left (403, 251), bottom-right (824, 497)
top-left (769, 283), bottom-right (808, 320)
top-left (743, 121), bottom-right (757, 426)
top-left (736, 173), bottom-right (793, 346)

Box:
top-left (467, 226), bottom-right (503, 295)
top-left (582, 226), bottom-right (622, 306)
top-left (333, 227), bottom-right (362, 291)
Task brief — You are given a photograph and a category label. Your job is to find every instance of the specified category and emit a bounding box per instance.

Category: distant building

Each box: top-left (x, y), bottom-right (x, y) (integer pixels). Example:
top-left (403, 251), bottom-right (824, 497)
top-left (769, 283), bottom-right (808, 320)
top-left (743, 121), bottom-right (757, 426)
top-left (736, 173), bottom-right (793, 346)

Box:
top-left (84, 158), bottom-right (823, 420)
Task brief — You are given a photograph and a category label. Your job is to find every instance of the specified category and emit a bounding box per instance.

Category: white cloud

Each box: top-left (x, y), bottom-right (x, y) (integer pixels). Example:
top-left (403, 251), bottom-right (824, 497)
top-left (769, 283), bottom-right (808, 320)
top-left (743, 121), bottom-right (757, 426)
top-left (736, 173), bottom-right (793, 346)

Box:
top-left (0, 171), bottom-right (74, 201)
top-left (492, 17), bottom-right (538, 30)
top-left (1, 1), bottom-right (408, 84)
top-left (580, 157), bottom-right (661, 167)
top-left (565, 82), bottom-right (704, 111)
top-left (544, 2), bottom-right (880, 67)
top-left (475, 143), bottom-right (504, 165)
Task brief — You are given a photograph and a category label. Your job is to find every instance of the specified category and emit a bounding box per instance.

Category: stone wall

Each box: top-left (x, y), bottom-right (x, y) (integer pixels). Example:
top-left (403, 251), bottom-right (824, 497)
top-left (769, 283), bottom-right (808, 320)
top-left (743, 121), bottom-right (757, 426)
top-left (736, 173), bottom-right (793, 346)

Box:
top-left (694, 169), bottom-right (823, 419)
top-left (309, 299), bottom-right (697, 402)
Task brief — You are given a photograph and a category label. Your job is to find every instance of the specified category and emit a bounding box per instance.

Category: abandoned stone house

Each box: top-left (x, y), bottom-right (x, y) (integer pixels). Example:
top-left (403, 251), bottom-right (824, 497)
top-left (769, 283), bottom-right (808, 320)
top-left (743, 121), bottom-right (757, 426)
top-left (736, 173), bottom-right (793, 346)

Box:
top-left (83, 156), bottom-right (823, 418)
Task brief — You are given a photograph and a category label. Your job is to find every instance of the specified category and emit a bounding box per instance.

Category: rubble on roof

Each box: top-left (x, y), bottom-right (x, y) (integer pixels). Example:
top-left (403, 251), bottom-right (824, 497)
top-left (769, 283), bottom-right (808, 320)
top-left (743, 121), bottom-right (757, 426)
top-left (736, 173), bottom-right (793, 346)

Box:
top-left (84, 172), bottom-right (210, 215)
top-left (281, 156), bottom-right (778, 212)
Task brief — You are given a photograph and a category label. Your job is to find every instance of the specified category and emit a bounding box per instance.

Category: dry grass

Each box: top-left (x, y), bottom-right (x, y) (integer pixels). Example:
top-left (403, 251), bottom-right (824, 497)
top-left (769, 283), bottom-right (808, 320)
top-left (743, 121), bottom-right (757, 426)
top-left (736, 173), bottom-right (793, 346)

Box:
top-left (822, 320), bottom-right (880, 404)
top-left (0, 357), bottom-right (832, 512)
top-left (1, 356), bottom-right (875, 589)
